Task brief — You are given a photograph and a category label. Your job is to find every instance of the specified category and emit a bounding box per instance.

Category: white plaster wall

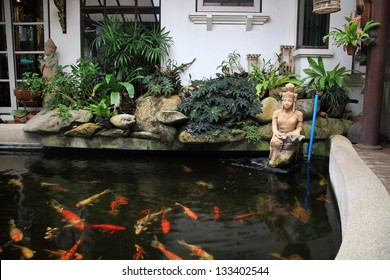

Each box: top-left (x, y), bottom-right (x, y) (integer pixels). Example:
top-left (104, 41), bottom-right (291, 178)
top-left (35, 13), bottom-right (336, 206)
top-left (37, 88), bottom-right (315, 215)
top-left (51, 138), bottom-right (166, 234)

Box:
top-left (161, 0), bottom-right (297, 84)
top-left (48, 0), bottom-right (81, 70)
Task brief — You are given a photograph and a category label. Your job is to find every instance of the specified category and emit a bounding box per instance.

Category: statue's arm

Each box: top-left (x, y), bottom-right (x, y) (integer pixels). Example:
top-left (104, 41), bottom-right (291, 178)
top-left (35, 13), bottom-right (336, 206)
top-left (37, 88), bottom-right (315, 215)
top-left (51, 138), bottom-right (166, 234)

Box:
top-left (272, 110), bottom-right (282, 138)
top-left (292, 111), bottom-right (303, 135)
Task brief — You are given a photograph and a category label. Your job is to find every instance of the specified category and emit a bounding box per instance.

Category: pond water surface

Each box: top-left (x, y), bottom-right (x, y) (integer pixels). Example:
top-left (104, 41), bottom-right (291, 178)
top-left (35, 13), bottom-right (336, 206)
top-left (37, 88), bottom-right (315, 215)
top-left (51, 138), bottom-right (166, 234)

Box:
top-left (0, 150), bottom-right (341, 260)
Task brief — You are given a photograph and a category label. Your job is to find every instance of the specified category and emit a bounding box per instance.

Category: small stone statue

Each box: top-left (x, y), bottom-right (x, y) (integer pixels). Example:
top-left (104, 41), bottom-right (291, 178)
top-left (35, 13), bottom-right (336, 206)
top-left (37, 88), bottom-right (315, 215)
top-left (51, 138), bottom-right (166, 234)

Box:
top-left (40, 38), bottom-right (58, 79)
top-left (268, 83), bottom-right (305, 168)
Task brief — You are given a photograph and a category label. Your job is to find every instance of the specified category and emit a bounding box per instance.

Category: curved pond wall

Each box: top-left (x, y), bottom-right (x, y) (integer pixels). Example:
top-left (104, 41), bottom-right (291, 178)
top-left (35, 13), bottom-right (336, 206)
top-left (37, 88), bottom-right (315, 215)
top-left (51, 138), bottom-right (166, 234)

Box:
top-left (330, 135), bottom-right (390, 259)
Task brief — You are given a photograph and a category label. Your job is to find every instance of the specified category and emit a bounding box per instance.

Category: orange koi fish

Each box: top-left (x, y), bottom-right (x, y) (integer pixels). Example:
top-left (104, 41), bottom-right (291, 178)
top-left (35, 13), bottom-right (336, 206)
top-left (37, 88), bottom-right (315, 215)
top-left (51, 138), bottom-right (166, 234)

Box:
top-left (183, 165), bottom-right (193, 173)
top-left (87, 223), bottom-right (126, 234)
top-left (109, 201), bottom-right (119, 213)
top-left (12, 244), bottom-right (35, 259)
top-left (291, 197), bottom-right (311, 224)
top-left (76, 188), bottom-right (111, 207)
top-left (115, 195), bottom-right (128, 205)
top-left (109, 195), bottom-right (128, 214)
top-left (9, 219), bottom-right (23, 243)
top-left (177, 239), bottom-right (214, 260)
top-left (175, 202), bottom-right (198, 220)
top-left (161, 208), bottom-right (171, 234)
top-left (196, 180), bottom-right (214, 189)
top-left (133, 244), bottom-right (147, 260)
top-left (316, 194), bottom-right (330, 203)
top-left (232, 211), bottom-right (258, 221)
top-left (40, 182), bottom-right (70, 192)
top-left (44, 249), bottom-right (83, 260)
top-left (139, 208), bottom-right (152, 215)
top-left (319, 174), bottom-right (327, 186)
top-left (50, 199), bottom-right (85, 230)
top-left (151, 236), bottom-right (182, 260)
top-left (60, 232), bottom-right (85, 260)
top-left (213, 206), bottom-right (221, 222)
top-left (135, 208), bottom-right (172, 235)
top-left (8, 179), bottom-right (23, 187)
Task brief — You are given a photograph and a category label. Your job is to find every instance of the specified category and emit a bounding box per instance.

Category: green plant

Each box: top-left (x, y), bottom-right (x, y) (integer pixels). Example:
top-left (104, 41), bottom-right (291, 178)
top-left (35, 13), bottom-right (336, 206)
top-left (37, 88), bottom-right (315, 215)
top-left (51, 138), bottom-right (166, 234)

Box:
top-left (43, 66), bottom-right (79, 109)
top-left (302, 57), bottom-right (352, 116)
top-left (242, 124), bottom-right (263, 143)
top-left (87, 98), bottom-right (112, 120)
top-left (178, 76), bottom-right (262, 134)
top-left (92, 73), bottom-right (140, 112)
top-left (322, 14), bottom-right (380, 51)
top-left (217, 51), bottom-right (246, 77)
top-left (249, 55), bottom-right (301, 98)
top-left (56, 104), bottom-right (72, 121)
top-left (69, 58), bottom-right (101, 104)
top-left (91, 17), bottom-right (173, 82)
top-left (11, 109), bottom-right (28, 118)
top-left (17, 72), bottom-right (45, 97)
top-left (142, 58), bottom-right (195, 97)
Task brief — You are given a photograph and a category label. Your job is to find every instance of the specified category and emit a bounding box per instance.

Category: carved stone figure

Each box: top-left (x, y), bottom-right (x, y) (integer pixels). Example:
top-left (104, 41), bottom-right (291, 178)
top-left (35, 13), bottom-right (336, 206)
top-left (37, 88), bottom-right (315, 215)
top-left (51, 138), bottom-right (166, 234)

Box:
top-left (268, 83), bottom-right (305, 168)
top-left (40, 38), bottom-right (58, 79)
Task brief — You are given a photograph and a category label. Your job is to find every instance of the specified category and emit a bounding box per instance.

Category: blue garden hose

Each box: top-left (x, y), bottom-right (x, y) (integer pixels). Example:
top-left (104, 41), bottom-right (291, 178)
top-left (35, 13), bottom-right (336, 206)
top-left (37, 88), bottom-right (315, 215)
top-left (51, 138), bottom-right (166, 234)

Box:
top-left (307, 94), bottom-right (319, 163)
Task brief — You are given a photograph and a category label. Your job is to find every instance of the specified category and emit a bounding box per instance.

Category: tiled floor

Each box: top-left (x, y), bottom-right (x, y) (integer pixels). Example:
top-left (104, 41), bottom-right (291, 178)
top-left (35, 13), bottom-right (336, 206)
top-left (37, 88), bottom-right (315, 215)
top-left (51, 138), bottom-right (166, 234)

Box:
top-left (354, 142), bottom-right (390, 195)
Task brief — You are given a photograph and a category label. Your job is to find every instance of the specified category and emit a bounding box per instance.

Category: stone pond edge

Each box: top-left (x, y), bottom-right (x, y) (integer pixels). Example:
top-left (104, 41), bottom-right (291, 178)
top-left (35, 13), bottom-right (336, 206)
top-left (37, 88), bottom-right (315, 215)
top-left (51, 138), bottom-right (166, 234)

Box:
top-left (330, 135), bottom-right (390, 260)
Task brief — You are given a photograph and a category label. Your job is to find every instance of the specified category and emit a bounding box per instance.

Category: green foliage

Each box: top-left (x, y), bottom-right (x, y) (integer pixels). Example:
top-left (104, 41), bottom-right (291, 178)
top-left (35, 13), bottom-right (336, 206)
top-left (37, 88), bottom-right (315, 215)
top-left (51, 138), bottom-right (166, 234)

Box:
top-left (91, 16), bottom-right (173, 82)
top-left (242, 124), bottom-right (263, 143)
top-left (216, 51), bottom-right (246, 77)
top-left (69, 58), bottom-right (101, 104)
top-left (302, 57), bottom-right (353, 116)
top-left (12, 109), bottom-right (27, 118)
top-left (86, 98), bottom-right (112, 119)
top-left (248, 55), bottom-right (301, 98)
top-left (92, 73), bottom-right (140, 112)
top-left (323, 14), bottom-right (380, 48)
top-left (56, 104), bottom-right (72, 121)
top-left (143, 58), bottom-right (195, 97)
top-left (17, 72), bottom-right (45, 97)
top-left (43, 66), bottom-right (80, 110)
top-left (178, 76), bottom-right (262, 135)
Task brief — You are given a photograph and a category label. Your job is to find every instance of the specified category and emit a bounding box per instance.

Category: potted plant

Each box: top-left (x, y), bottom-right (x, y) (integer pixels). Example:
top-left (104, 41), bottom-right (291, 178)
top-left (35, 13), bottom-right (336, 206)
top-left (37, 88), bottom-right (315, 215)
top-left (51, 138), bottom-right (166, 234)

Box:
top-left (322, 14), bottom-right (380, 55)
top-left (13, 72), bottom-right (45, 101)
top-left (302, 57), bottom-right (353, 117)
top-left (11, 109), bottom-right (28, 123)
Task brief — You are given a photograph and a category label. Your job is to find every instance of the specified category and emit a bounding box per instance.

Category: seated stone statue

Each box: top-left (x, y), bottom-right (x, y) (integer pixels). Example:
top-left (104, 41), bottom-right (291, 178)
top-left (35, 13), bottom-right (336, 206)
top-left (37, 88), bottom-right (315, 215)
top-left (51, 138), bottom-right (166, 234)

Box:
top-left (268, 83), bottom-right (305, 168)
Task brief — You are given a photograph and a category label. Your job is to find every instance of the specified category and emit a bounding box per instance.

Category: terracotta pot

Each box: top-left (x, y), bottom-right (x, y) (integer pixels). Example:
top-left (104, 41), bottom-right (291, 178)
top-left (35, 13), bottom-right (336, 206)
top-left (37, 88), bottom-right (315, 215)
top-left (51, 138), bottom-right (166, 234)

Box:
top-left (13, 89), bottom-right (41, 101)
top-left (346, 44), bottom-right (357, 55)
top-left (13, 116), bottom-right (27, 123)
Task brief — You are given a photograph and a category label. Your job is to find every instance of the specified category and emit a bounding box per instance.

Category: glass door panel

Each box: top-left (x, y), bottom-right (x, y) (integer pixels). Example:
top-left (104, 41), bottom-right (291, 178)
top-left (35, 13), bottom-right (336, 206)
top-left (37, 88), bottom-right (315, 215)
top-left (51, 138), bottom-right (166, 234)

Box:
top-left (12, 0), bottom-right (43, 22)
top-left (13, 24), bottom-right (44, 51)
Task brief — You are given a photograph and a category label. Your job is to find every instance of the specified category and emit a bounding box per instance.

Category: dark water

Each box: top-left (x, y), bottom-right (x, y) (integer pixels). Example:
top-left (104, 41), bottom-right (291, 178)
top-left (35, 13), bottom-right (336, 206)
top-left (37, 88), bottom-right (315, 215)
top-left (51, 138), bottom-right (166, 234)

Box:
top-left (0, 150), bottom-right (341, 260)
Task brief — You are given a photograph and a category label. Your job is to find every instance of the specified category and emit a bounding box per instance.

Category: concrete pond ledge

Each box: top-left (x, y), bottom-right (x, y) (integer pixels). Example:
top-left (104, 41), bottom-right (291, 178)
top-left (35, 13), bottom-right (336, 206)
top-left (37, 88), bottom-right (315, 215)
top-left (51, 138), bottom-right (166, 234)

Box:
top-left (330, 135), bottom-right (390, 259)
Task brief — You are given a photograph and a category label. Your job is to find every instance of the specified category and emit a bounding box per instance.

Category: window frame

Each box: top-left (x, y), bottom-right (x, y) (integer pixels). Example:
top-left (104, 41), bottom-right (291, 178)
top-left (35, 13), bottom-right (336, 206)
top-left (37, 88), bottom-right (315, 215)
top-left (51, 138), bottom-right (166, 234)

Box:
top-left (296, 0), bottom-right (329, 49)
top-left (196, 0), bottom-right (261, 13)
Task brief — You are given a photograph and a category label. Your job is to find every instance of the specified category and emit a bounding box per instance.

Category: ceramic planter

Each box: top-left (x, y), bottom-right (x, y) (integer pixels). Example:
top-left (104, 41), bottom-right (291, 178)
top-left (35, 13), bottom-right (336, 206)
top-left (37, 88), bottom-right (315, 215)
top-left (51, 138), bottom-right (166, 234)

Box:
top-left (13, 89), bottom-right (41, 101)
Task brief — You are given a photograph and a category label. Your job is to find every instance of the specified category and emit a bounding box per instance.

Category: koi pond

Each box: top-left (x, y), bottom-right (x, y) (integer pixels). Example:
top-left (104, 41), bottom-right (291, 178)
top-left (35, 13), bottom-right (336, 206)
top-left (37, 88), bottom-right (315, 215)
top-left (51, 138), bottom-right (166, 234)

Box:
top-left (0, 150), bottom-right (341, 260)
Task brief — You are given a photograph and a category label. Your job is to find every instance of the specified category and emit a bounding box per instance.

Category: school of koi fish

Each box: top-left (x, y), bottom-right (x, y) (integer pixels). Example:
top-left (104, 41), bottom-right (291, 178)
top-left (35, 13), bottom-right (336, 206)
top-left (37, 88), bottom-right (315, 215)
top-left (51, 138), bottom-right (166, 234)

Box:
top-left (0, 156), bottom-right (340, 260)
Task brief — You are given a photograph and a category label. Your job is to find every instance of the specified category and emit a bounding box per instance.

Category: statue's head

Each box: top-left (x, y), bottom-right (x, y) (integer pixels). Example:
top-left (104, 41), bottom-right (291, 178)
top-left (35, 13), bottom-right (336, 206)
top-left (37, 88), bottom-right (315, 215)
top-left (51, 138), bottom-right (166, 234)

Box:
top-left (282, 83), bottom-right (296, 101)
top-left (44, 38), bottom-right (57, 53)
